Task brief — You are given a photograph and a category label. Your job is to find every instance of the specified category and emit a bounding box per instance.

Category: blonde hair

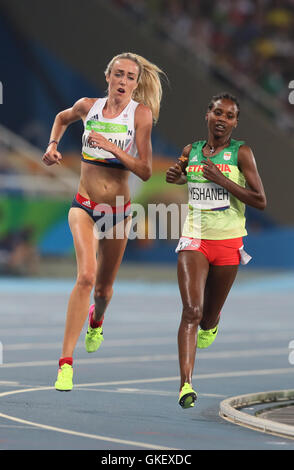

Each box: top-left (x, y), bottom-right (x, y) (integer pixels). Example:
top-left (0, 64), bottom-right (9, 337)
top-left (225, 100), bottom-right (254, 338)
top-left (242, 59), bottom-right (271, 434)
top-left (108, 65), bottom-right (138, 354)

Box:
top-left (105, 52), bottom-right (166, 124)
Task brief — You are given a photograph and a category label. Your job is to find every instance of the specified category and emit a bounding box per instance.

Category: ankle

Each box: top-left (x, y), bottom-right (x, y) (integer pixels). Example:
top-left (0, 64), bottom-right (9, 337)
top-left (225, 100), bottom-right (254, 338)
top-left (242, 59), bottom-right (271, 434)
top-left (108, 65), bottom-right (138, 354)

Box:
top-left (90, 309), bottom-right (104, 328)
top-left (59, 357), bottom-right (73, 367)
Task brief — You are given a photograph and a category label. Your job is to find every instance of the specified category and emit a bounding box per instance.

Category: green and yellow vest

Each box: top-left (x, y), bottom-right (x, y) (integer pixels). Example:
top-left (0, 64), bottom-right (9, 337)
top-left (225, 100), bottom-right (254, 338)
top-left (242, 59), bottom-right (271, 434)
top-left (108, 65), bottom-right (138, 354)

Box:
top-left (182, 139), bottom-right (247, 240)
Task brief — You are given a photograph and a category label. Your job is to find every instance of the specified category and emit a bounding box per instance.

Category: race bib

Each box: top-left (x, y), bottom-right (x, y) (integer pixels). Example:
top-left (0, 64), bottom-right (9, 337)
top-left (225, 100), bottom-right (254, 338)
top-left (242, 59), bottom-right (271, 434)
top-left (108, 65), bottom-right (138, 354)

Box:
top-left (188, 182), bottom-right (230, 211)
top-left (82, 120), bottom-right (129, 160)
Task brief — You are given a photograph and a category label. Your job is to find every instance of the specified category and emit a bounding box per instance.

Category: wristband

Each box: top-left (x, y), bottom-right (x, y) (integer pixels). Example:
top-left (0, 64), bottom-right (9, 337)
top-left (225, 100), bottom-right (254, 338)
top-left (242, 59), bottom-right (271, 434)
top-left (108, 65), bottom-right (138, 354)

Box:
top-left (177, 155), bottom-right (188, 175)
top-left (178, 155), bottom-right (188, 163)
top-left (178, 155), bottom-right (188, 169)
top-left (48, 140), bottom-right (59, 146)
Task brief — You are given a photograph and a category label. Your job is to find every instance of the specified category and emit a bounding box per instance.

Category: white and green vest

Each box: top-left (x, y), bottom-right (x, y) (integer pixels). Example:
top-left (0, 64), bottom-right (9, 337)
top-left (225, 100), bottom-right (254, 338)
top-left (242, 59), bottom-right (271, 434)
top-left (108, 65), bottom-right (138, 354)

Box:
top-left (81, 97), bottom-right (139, 169)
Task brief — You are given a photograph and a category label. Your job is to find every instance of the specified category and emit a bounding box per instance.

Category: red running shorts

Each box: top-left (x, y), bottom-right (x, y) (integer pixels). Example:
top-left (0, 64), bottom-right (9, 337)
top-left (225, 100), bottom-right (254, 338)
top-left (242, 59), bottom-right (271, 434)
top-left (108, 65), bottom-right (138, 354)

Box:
top-left (175, 236), bottom-right (251, 266)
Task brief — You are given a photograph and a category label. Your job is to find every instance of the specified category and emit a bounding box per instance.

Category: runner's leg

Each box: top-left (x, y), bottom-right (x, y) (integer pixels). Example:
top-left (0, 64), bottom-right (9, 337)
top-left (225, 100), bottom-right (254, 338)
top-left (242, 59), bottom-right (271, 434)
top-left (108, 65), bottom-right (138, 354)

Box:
top-left (201, 264), bottom-right (239, 330)
top-left (177, 250), bottom-right (209, 389)
top-left (92, 217), bottom-right (131, 323)
top-left (61, 208), bottom-right (97, 358)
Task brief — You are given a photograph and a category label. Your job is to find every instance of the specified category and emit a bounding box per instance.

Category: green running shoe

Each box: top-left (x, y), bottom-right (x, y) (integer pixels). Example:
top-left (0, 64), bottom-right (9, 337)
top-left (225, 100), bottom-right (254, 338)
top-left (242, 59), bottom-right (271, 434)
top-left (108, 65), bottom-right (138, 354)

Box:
top-left (85, 304), bottom-right (104, 353)
top-left (197, 325), bottom-right (218, 349)
top-left (55, 363), bottom-right (73, 391)
top-left (179, 383), bottom-right (197, 409)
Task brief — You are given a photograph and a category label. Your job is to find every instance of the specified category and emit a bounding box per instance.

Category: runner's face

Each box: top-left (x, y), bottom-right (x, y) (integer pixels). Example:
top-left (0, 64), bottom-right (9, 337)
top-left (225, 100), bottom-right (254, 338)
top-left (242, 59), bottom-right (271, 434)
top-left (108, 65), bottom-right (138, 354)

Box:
top-left (206, 99), bottom-right (238, 138)
top-left (106, 59), bottom-right (139, 100)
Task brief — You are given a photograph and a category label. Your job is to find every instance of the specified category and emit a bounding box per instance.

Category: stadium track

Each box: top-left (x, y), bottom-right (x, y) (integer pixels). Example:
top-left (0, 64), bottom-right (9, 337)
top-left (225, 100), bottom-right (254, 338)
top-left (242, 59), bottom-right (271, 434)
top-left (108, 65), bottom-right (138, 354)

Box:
top-left (0, 269), bottom-right (294, 451)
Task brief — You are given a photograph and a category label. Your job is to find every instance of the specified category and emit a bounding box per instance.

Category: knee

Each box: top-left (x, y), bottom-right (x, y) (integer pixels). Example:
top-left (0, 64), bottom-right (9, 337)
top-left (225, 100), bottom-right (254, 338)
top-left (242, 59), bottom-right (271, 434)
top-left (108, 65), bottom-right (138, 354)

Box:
top-left (181, 304), bottom-right (203, 327)
top-left (94, 283), bottom-right (113, 303)
top-left (76, 271), bottom-right (96, 290)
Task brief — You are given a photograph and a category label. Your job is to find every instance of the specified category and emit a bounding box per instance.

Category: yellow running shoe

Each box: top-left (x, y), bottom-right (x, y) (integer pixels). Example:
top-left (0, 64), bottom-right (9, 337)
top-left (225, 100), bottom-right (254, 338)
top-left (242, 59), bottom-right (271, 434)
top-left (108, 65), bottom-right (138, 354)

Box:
top-left (85, 304), bottom-right (104, 353)
top-left (85, 325), bottom-right (104, 353)
top-left (197, 325), bottom-right (218, 349)
top-left (179, 383), bottom-right (197, 409)
top-left (55, 363), bottom-right (73, 391)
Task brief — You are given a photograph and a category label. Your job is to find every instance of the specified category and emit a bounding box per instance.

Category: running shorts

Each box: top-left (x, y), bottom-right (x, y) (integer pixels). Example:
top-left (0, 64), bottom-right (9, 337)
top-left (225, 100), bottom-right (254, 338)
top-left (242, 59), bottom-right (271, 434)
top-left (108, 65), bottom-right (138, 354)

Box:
top-left (175, 236), bottom-right (252, 266)
top-left (71, 193), bottom-right (131, 232)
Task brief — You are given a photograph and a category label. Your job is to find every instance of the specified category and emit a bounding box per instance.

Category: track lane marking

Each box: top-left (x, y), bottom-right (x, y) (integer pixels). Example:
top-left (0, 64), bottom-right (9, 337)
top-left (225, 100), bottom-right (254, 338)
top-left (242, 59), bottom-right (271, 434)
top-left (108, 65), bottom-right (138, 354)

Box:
top-left (0, 369), bottom-right (292, 448)
top-left (0, 347), bottom-right (289, 368)
top-left (0, 411), bottom-right (177, 450)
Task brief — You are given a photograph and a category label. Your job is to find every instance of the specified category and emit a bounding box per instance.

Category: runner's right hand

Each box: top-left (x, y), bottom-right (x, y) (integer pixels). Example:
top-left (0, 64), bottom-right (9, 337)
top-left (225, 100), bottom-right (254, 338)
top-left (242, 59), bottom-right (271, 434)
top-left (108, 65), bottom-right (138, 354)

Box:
top-left (42, 148), bottom-right (62, 166)
top-left (166, 163), bottom-right (183, 184)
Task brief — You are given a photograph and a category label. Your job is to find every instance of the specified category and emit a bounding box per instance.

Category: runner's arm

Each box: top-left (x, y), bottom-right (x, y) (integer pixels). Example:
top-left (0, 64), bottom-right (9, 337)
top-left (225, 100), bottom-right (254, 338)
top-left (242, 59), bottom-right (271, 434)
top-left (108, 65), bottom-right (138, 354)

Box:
top-left (201, 145), bottom-right (267, 210)
top-left (43, 98), bottom-right (93, 166)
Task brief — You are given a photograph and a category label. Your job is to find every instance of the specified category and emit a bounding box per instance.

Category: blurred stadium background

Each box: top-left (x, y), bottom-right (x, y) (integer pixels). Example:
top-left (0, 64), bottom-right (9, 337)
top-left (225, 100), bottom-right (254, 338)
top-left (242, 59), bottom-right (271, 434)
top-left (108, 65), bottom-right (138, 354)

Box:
top-left (0, 0), bottom-right (293, 279)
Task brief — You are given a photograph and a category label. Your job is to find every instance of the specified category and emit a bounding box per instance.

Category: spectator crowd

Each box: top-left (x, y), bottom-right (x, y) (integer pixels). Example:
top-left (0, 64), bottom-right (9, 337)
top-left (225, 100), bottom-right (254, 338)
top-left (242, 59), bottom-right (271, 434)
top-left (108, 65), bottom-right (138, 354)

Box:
top-left (112, 0), bottom-right (294, 131)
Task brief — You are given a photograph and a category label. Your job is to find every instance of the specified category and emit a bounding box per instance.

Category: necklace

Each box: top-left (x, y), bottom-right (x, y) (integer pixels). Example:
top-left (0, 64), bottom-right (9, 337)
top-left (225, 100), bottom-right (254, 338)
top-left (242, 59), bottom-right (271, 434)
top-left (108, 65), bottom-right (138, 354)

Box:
top-left (206, 139), bottom-right (230, 155)
top-left (207, 143), bottom-right (215, 155)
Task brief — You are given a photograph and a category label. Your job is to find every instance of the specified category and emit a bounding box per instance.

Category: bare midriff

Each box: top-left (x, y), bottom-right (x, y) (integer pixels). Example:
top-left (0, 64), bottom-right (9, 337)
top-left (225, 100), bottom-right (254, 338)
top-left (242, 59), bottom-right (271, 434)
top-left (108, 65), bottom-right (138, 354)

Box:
top-left (78, 161), bottom-right (130, 206)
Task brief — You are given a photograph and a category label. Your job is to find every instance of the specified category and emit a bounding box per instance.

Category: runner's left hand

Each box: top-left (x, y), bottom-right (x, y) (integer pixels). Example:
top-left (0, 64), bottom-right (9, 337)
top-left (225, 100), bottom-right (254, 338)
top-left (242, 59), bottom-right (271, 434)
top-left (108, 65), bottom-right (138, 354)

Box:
top-left (88, 131), bottom-right (115, 153)
top-left (201, 158), bottom-right (225, 185)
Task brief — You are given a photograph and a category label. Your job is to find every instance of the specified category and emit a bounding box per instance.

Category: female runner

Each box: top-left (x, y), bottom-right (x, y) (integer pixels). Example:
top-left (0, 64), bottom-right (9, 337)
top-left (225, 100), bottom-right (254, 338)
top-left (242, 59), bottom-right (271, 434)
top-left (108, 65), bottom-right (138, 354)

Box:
top-left (166, 93), bottom-right (266, 408)
top-left (43, 52), bottom-right (165, 391)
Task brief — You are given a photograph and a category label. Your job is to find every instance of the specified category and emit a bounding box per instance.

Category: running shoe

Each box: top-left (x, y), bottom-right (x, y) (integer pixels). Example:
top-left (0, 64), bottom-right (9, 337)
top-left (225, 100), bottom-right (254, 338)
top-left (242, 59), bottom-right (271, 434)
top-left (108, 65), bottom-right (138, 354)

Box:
top-left (197, 325), bottom-right (218, 349)
top-left (55, 363), bottom-right (73, 391)
top-left (85, 304), bottom-right (104, 353)
top-left (178, 382), bottom-right (197, 409)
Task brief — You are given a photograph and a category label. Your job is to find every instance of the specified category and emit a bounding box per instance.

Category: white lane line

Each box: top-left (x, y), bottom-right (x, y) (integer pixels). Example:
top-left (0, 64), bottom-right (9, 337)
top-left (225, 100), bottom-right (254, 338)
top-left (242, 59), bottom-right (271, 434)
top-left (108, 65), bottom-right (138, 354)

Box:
top-left (76, 387), bottom-right (177, 397)
top-left (0, 355), bottom-right (178, 368)
top-left (0, 348), bottom-right (289, 368)
top-left (73, 368), bottom-right (292, 387)
top-left (0, 411), bottom-right (177, 450)
top-left (3, 337), bottom-right (174, 351)
top-left (2, 330), bottom-right (292, 350)
top-left (0, 368), bottom-right (292, 449)
top-left (74, 387), bottom-right (227, 398)
top-left (0, 381), bottom-right (20, 385)
top-left (0, 367), bottom-right (292, 397)
top-left (0, 383), bottom-right (178, 450)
